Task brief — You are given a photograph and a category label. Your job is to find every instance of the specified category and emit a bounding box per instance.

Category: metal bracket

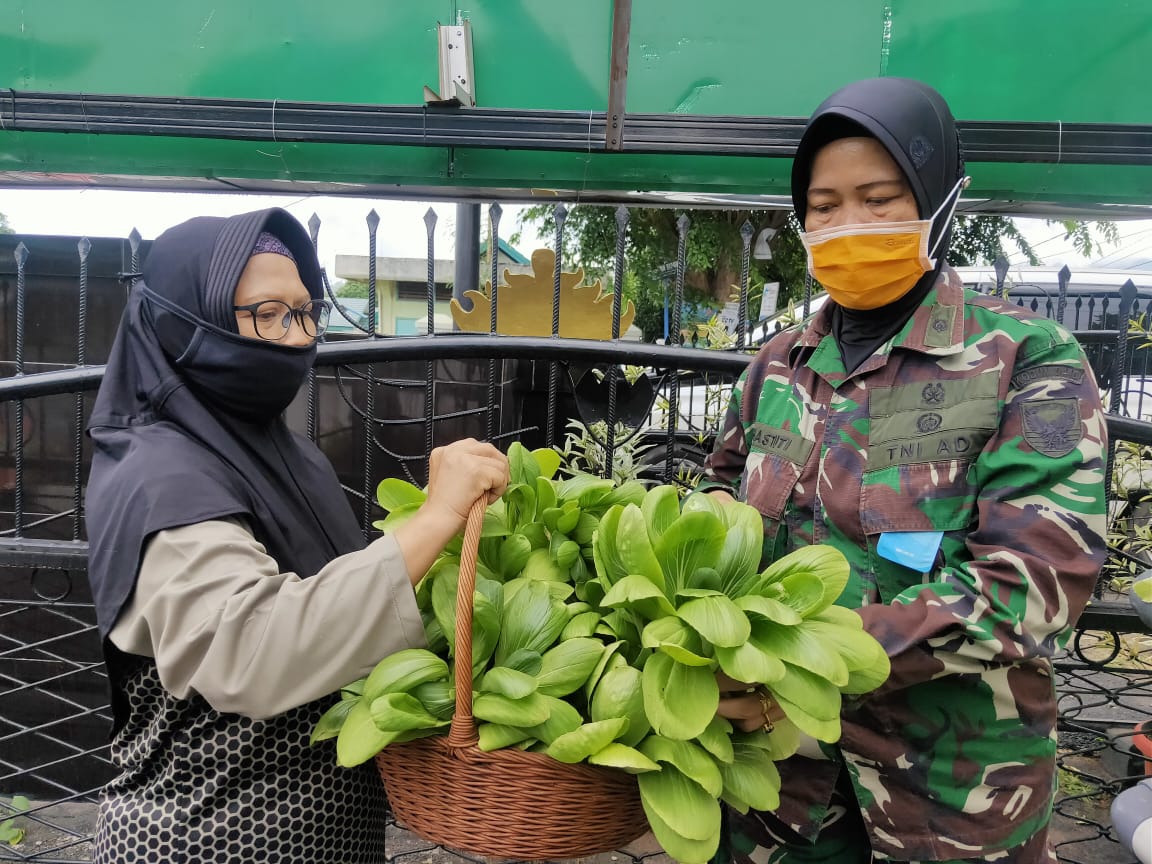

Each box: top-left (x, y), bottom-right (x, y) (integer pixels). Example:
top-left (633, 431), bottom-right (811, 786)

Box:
top-left (605, 0), bottom-right (632, 151)
top-left (424, 21), bottom-right (476, 108)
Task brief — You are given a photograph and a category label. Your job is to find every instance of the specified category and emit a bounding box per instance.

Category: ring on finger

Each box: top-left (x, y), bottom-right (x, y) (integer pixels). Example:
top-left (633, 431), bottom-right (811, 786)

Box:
top-left (756, 688), bottom-right (775, 734)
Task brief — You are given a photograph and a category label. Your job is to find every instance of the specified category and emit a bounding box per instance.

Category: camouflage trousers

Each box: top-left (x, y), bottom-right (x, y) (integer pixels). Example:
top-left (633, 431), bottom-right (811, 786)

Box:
top-left (715, 791), bottom-right (1056, 864)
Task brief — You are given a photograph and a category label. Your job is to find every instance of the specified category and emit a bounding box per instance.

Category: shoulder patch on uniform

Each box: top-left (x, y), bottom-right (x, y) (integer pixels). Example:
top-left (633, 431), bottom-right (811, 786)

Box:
top-left (1021, 398), bottom-right (1082, 457)
top-left (1011, 364), bottom-right (1085, 391)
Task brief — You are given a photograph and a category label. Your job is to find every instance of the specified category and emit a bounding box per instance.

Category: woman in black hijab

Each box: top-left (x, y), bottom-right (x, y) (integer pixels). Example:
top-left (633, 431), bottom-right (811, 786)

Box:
top-left (703, 79), bottom-right (1107, 862)
top-left (85, 207), bottom-right (508, 864)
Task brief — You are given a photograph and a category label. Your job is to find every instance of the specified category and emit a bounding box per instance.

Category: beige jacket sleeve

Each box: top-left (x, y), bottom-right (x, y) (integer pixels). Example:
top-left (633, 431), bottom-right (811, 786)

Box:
top-left (108, 518), bottom-right (426, 720)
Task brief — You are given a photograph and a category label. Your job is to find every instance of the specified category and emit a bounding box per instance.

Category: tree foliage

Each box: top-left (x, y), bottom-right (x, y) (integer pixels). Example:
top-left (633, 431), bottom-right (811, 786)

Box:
top-left (0, 212), bottom-right (12, 234)
top-left (334, 279), bottom-right (370, 299)
top-left (518, 204), bottom-right (1118, 342)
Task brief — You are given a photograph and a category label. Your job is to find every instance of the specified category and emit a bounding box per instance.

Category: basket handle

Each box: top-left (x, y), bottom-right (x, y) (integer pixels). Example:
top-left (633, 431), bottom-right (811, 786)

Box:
top-left (446, 496), bottom-right (488, 749)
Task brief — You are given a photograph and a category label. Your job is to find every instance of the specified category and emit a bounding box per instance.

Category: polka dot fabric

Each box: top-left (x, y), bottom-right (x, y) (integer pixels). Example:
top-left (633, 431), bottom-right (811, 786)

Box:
top-left (94, 661), bottom-right (387, 863)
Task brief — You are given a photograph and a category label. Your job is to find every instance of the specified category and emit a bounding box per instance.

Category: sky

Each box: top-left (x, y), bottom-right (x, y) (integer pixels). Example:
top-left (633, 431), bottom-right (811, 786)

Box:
top-left (2, 188), bottom-right (1151, 279)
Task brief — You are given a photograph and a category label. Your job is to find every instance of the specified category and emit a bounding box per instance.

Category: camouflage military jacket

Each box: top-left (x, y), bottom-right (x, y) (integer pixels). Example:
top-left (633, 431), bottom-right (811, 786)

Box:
top-left (701, 268), bottom-right (1108, 860)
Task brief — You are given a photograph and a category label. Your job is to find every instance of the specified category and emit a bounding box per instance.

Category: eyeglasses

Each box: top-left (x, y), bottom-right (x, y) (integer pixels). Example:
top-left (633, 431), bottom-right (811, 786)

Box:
top-left (233, 299), bottom-right (332, 341)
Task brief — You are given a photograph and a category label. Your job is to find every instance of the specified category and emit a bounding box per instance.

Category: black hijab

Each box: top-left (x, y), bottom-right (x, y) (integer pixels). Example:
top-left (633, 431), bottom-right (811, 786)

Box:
top-left (86, 208), bottom-right (366, 656)
top-left (790, 77), bottom-right (965, 373)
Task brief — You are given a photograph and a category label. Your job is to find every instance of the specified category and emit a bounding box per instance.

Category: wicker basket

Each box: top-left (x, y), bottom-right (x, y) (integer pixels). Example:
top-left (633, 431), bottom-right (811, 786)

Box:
top-left (377, 498), bottom-right (650, 859)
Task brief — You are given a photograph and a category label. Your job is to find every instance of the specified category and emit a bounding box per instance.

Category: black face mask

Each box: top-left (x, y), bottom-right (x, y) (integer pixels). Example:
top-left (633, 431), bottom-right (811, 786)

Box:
top-left (142, 285), bottom-right (315, 423)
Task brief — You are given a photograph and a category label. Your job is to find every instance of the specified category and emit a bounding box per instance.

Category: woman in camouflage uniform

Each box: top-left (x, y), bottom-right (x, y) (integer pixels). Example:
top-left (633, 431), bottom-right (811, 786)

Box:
top-left (702, 78), bottom-right (1108, 863)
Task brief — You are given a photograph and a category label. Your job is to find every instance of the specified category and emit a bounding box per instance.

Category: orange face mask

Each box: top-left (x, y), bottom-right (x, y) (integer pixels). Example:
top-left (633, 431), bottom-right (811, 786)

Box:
top-left (801, 177), bottom-right (968, 310)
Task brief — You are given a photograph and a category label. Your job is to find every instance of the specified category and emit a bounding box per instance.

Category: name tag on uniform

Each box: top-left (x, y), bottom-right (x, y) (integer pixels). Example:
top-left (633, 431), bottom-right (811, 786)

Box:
top-left (877, 531), bottom-right (943, 573)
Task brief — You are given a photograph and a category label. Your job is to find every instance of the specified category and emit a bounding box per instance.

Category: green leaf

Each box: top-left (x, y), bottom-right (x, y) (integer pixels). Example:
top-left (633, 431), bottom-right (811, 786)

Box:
top-left (641, 485), bottom-right (682, 542)
top-left (749, 620), bottom-right (849, 686)
top-left (311, 698), bottom-right (356, 744)
top-left (654, 510), bottom-right (727, 596)
top-left (810, 604), bottom-right (864, 629)
top-left (502, 649), bottom-right (544, 676)
top-left (840, 643), bottom-right (892, 695)
top-left (676, 595), bottom-right (751, 648)
top-left (546, 718), bottom-right (629, 764)
top-left (369, 692), bottom-right (449, 733)
top-left (778, 571), bottom-right (827, 618)
top-left (771, 663), bottom-right (842, 721)
top-left (680, 491), bottom-right (725, 519)
top-left (696, 715), bottom-right (734, 764)
top-left (642, 617), bottom-right (713, 666)
top-left (589, 742), bottom-right (662, 773)
top-left (641, 800), bottom-right (719, 864)
top-left (508, 441), bottom-right (542, 488)
top-left (504, 482), bottom-right (539, 532)
top-left (720, 743), bottom-right (781, 812)
top-left (592, 505), bottom-right (628, 587)
top-left (590, 664), bottom-right (650, 747)
top-left (642, 652), bottom-right (719, 741)
top-left (523, 547), bottom-right (566, 582)
top-left (478, 723), bottom-right (534, 752)
top-left (481, 506), bottom-right (512, 538)
top-left (717, 502), bottom-right (767, 597)
top-left (336, 699), bottom-right (395, 767)
top-left (532, 447), bottom-right (562, 480)
top-left (774, 692), bottom-right (842, 742)
top-left (557, 474), bottom-right (616, 508)
top-left (756, 546), bottom-right (850, 617)
top-left (572, 512), bottom-right (600, 546)
top-left (714, 640), bottom-right (786, 685)
top-left (471, 591), bottom-right (503, 675)
top-left (472, 691), bottom-right (552, 727)
top-left (601, 574), bottom-right (678, 619)
top-left (498, 534), bottom-right (533, 579)
top-left (555, 539), bottom-right (581, 570)
top-left (676, 586), bottom-right (724, 599)
top-left (603, 480), bottom-right (648, 509)
top-left (734, 595), bottom-right (802, 626)
top-left (638, 764), bottom-right (722, 843)
top-left (526, 695), bottom-right (584, 744)
top-left (537, 637), bottom-right (605, 697)
top-left (802, 619), bottom-right (890, 692)
top-left (640, 735), bottom-right (723, 797)
top-left (617, 504), bottom-right (667, 592)
top-left (374, 503), bottom-right (420, 533)
top-left (341, 677), bottom-right (366, 700)
top-left (479, 667), bottom-right (539, 700)
top-left (733, 719), bottom-right (803, 762)
top-left (583, 641), bottom-right (626, 701)
top-left (534, 475), bottom-right (558, 515)
top-left (411, 680), bottom-right (456, 721)
top-left (561, 611), bottom-right (601, 640)
top-left (495, 579), bottom-right (569, 666)
top-left (376, 478), bottom-right (426, 512)
top-left (1135, 578), bottom-right (1152, 602)
top-left (362, 649), bottom-right (449, 704)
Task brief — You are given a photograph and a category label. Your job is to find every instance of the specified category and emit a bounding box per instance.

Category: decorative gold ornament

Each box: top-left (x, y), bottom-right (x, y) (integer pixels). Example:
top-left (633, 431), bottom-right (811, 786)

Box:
top-left (449, 249), bottom-right (636, 339)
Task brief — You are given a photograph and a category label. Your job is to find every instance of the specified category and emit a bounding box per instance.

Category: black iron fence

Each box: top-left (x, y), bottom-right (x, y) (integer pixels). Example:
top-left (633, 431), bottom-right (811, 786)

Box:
top-left (0, 203), bottom-right (1150, 863)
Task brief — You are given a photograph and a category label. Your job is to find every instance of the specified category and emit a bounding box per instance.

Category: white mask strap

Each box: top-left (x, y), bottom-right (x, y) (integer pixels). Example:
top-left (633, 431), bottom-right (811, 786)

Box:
top-left (928, 176), bottom-right (970, 258)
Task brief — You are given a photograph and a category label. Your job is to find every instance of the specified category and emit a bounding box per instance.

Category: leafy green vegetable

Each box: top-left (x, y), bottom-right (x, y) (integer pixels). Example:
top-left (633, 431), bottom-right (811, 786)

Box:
top-left (642, 652), bottom-right (718, 741)
top-left (546, 718), bottom-right (629, 764)
top-left (376, 478), bottom-right (426, 512)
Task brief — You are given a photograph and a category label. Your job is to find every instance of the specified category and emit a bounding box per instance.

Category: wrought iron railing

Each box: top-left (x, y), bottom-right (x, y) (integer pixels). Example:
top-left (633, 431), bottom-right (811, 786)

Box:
top-left (0, 205), bottom-right (1149, 863)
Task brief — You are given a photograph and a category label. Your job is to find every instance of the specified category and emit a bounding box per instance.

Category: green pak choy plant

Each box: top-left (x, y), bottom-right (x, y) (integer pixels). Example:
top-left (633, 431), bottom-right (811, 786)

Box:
top-left (312, 443), bottom-right (890, 864)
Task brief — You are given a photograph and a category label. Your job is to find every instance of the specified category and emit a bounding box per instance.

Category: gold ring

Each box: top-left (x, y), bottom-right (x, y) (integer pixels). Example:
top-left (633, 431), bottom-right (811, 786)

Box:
top-left (756, 688), bottom-right (775, 734)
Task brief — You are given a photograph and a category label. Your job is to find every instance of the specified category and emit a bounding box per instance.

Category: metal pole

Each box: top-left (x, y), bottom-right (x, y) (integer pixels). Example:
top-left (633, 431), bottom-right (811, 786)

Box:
top-left (454, 202), bottom-right (480, 322)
